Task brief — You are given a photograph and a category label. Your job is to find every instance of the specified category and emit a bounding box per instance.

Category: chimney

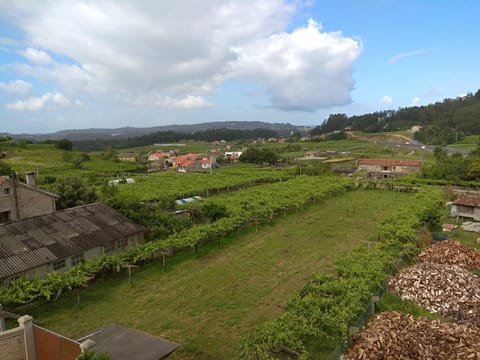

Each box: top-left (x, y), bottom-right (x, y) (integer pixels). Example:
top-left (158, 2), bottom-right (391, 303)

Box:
top-left (25, 171), bottom-right (35, 186)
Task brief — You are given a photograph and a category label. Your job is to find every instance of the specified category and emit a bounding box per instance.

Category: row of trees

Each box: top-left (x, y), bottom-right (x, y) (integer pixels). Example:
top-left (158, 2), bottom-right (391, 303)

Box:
top-left (73, 128), bottom-right (278, 151)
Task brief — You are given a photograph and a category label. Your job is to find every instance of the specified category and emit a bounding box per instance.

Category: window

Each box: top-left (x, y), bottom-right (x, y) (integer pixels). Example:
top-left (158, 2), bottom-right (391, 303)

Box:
top-left (0, 211), bottom-right (10, 224)
top-left (104, 241), bottom-right (115, 253)
top-left (71, 253), bottom-right (84, 266)
top-left (383, 166), bottom-right (389, 171)
top-left (3, 187), bottom-right (10, 195)
top-left (117, 238), bottom-right (128, 250)
top-left (53, 259), bottom-right (66, 270)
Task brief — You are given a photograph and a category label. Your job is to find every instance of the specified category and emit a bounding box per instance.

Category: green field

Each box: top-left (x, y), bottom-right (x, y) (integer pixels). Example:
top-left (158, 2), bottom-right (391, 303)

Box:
top-left (20, 189), bottom-right (414, 359)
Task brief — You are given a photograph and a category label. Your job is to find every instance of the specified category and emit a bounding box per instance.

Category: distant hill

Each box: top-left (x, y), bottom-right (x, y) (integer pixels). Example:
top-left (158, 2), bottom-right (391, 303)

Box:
top-left (9, 121), bottom-right (304, 141)
top-left (311, 89), bottom-right (480, 145)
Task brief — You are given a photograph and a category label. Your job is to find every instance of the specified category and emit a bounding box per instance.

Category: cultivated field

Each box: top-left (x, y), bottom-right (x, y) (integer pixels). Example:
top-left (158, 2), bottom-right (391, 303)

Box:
top-left (21, 189), bottom-right (415, 359)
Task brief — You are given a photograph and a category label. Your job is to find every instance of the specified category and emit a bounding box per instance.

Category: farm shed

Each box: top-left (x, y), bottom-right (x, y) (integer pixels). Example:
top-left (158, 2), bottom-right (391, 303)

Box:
top-left (451, 194), bottom-right (480, 221)
top-left (0, 202), bottom-right (145, 283)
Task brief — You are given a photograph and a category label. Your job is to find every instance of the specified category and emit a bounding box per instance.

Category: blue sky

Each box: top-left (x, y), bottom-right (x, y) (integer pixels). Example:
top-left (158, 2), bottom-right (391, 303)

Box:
top-left (0, 0), bottom-right (479, 134)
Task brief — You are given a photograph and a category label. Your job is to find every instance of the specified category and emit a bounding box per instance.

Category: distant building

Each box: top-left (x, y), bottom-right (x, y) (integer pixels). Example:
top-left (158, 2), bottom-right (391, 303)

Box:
top-left (0, 202), bottom-right (145, 283)
top-left (410, 125), bottom-right (422, 133)
top-left (451, 195), bottom-right (480, 221)
top-left (148, 150), bottom-right (166, 171)
top-left (117, 153), bottom-right (139, 162)
top-left (357, 159), bottom-right (422, 179)
top-left (174, 153), bottom-right (215, 172)
top-left (0, 174), bottom-right (57, 224)
top-left (224, 151), bottom-right (242, 161)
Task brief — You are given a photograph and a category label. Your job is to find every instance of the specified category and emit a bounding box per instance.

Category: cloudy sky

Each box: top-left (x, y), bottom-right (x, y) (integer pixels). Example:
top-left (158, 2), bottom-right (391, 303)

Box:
top-left (0, 0), bottom-right (479, 133)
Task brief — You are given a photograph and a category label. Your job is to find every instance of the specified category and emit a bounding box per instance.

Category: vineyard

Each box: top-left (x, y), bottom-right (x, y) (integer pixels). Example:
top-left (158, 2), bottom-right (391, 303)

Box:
top-left (113, 165), bottom-right (291, 205)
top-left (8, 189), bottom-right (418, 359)
top-left (241, 187), bottom-right (444, 359)
top-left (0, 175), bottom-right (353, 305)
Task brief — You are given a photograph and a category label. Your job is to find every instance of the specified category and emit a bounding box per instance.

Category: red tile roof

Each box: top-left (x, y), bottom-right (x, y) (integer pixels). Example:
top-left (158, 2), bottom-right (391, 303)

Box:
top-left (452, 195), bottom-right (480, 207)
top-left (358, 159), bottom-right (421, 167)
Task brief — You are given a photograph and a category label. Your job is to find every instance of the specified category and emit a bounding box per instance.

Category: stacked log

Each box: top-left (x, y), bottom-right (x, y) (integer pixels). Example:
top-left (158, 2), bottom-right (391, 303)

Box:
top-left (419, 240), bottom-right (480, 270)
top-left (388, 262), bottom-right (480, 323)
top-left (344, 311), bottom-right (480, 360)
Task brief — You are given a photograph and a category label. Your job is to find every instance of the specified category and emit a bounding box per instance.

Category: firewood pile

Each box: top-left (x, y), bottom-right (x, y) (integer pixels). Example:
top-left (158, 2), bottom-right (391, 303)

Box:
top-left (344, 311), bottom-right (480, 360)
top-left (388, 262), bottom-right (480, 323)
top-left (418, 240), bottom-right (480, 270)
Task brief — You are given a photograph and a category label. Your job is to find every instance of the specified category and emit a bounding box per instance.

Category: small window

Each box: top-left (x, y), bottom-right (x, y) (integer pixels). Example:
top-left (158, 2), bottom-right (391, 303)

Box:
top-left (104, 241), bottom-right (115, 253)
top-left (71, 253), bottom-right (84, 266)
top-left (3, 187), bottom-right (10, 195)
top-left (383, 166), bottom-right (389, 171)
top-left (53, 259), bottom-right (66, 270)
top-left (117, 238), bottom-right (128, 250)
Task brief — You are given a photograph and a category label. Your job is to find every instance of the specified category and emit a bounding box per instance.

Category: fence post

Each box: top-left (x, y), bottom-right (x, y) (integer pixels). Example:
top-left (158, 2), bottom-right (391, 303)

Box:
top-left (18, 315), bottom-right (37, 360)
top-left (0, 304), bottom-right (5, 332)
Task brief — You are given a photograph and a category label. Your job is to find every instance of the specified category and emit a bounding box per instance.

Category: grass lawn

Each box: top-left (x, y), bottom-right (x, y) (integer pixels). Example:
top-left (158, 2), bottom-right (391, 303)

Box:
top-left (19, 189), bottom-right (414, 359)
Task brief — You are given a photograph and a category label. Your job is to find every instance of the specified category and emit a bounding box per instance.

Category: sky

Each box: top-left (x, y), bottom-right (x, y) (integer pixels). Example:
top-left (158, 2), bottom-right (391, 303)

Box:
top-left (0, 0), bottom-right (479, 134)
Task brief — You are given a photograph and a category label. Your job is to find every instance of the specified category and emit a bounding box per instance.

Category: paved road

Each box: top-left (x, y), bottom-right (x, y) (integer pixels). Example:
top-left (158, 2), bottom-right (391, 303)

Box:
top-left (381, 142), bottom-right (471, 156)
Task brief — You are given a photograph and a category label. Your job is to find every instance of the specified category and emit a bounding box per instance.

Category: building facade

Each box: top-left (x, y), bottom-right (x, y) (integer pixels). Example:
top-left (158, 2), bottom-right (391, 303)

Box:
top-left (357, 159), bottom-right (422, 179)
top-left (0, 176), bottom-right (56, 224)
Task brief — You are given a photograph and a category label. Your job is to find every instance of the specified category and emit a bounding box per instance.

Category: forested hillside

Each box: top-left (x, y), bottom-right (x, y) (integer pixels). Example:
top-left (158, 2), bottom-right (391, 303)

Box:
top-left (311, 90), bottom-right (480, 145)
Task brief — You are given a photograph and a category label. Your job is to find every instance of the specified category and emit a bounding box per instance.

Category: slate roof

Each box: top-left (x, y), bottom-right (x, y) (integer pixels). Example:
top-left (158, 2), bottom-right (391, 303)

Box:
top-left (78, 323), bottom-right (179, 360)
top-left (0, 202), bottom-right (144, 279)
top-left (452, 195), bottom-right (480, 207)
top-left (358, 159), bottom-right (422, 167)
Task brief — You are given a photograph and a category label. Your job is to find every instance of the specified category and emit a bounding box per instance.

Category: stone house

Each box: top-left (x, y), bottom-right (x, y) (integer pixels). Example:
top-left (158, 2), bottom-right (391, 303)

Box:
top-left (0, 202), bottom-right (145, 283)
top-left (117, 153), bottom-right (139, 162)
top-left (0, 175), bottom-right (57, 224)
top-left (451, 195), bottom-right (480, 221)
top-left (357, 159), bottom-right (422, 179)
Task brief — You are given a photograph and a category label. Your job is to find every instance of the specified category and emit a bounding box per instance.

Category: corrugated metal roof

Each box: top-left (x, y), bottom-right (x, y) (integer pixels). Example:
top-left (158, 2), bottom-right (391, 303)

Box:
top-left (0, 247), bottom-right (57, 279)
top-left (0, 202), bottom-right (144, 279)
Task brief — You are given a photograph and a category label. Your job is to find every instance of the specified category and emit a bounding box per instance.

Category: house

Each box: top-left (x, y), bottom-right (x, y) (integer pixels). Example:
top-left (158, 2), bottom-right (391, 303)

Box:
top-left (0, 174), bottom-right (57, 224)
top-left (147, 150), bottom-right (165, 162)
top-left (117, 153), bottom-right (139, 162)
top-left (410, 125), bottom-right (422, 133)
top-left (174, 153), bottom-right (215, 172)
top-left (451, 194), bottom-right (480, 221)
top-left (148, 150), bottom-right (166, 171)
top-left (0, 202), bottom-right (145, 283)
top-left (224, 151), bottom-right (242, 161)
top-left (357, 159), bottom-right (422, 179)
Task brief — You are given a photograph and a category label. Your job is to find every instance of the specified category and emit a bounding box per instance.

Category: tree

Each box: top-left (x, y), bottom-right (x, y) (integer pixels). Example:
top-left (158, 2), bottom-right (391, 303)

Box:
top-left (55, 176), bottom-right (97, 209)
top-left (0, 161), bottom-right (12, 176)
top-left (54, 139), bottom-right (73, 151)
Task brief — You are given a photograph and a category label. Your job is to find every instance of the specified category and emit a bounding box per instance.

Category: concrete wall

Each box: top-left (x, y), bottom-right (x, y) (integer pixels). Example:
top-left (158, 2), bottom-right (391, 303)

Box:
top-left (17, 185), bottom-right (56, 220)
top-left (0, 179), bottom-right (55, 222)
top-left (0, 326), bottom-right (25, 360)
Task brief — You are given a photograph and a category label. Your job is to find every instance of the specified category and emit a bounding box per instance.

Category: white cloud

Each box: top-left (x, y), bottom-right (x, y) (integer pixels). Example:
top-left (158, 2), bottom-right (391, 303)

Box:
top-left (410, 96), bottom-right (420, 106)
top-left (388, 49), bottom-right (427, 64)
top-left (20, 48), bottom-right (54, 65)
top-left (231, 18), bottom-right (361, 111)
top-left (5, 92), bottom-right (79, 111)
top-left (129, 94), bottom-right (212, 109)
top-left (0, 80), bottom-right (32, 97)
top-left (379, 95), bottom-right (393, 106)
top-left (1, 1), bottom-right (361, 112)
